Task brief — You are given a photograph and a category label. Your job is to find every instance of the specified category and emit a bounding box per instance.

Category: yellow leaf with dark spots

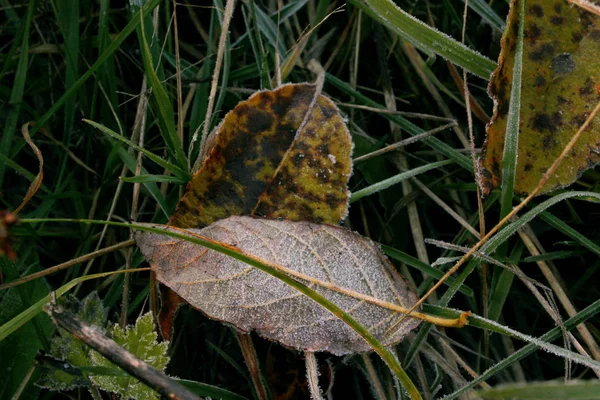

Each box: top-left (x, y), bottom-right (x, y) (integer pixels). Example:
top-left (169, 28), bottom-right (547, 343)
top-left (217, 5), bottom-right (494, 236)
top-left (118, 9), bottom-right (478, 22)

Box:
top-left (170, 83), bottom-right (352, 228)
top-left (480, 0), bottom-right (600, 195)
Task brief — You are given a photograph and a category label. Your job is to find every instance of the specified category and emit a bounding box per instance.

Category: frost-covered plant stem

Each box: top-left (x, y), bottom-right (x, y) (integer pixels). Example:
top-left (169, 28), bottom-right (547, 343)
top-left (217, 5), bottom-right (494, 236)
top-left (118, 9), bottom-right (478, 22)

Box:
top-left (305, 351), bottom-right (323, 400)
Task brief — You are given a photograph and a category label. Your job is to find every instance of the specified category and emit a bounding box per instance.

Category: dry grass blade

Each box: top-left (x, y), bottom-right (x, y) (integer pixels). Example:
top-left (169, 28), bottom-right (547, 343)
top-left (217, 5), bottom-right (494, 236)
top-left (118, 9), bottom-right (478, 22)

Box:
top-left (353, 122), bottom-right (457, 163)
top-left (195, 0), bottom-right (236, 171)
top-left (14, 122), bottom-right (43, 214)
top-left (568, 0), bottom-right (600, 15)
top-left (0, 239), bottom-right (135, 291)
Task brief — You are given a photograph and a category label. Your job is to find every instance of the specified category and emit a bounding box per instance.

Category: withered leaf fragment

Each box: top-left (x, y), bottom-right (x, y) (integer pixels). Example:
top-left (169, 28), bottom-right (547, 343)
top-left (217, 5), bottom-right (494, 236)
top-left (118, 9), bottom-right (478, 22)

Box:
top-left (480, 0), bottom-right (600, 194)
top-left (135, 216), bottom-right (421, 355)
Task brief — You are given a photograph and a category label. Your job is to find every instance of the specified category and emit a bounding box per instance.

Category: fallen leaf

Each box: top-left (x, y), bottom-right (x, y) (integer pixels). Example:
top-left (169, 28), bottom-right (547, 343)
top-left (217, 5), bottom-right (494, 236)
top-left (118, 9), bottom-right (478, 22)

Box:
top-left (160, 83), bottom-right (353, 340)
top-left (171, 83), bottom-right (353, 228)
top-left (135, 216), bottom-right (421, 355)
top-left (480, 0), bottom-right (600, 194)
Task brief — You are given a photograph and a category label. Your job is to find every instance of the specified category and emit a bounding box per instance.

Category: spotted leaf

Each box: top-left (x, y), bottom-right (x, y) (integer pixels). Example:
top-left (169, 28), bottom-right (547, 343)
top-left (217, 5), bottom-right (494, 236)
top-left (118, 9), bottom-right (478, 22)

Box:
top-left (171, 83), bottom-right (352, 228)
top-left (480, 0), bottom-right (600, 194)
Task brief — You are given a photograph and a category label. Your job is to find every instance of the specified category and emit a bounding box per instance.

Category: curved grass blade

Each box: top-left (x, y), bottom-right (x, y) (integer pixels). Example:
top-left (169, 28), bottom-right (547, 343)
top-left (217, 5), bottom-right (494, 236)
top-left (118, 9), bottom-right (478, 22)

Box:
top-left (348, 0), bottom-right (496, 79)
top-left (83, 119), bottom-right (190, 181)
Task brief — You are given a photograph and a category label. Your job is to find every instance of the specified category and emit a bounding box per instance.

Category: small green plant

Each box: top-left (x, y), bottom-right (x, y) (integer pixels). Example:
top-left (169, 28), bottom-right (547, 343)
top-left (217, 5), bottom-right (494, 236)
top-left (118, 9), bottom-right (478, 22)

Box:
top-left (37, 292), bottom-right (168, 399)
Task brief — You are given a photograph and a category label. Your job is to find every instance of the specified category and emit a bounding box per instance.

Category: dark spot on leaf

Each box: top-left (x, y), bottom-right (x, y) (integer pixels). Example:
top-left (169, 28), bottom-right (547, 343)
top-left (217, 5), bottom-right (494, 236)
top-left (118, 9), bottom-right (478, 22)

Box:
top-left (572, 30), bottom-right (583, 43)
top-left (524, 163), bottom-right (533, 172)
top-left (246, 109), bottom-right (274, 134)
top-left (543, 134), bottom-right (556, 149)
top-left (325, 193), bottom-right (344, 209)
top-left (271, 93), bottom-right (294, 118)
top-left (292, 153), bottom-right (305, 167)
top-left (529, 43), bottom-right (554, 61)
top-left (557, 96), bottom-right (571, 105)
top-left (551, 53), bottom-right (575, 75)
top-left (317, 144), bottom-right (329, 154)
top-left (580, 78), bottom-right (594, 97)
top-left (550, 16), bottom-right (564, 25)
top-left (304, 128), bottom-right (317, 138)
top-left (554, 3), bottom-right (561, 13)
top-left (572, 113), bottom-right (588, 127)
top-left (589, 30), bottom-right (600, 42)
top-left (319, 103), bottom-right (335, 119)
top-left (526, 24), bottom-right (542, 42)
top-left (530, 5), bottom-right (543, 17)
top-left (294, 141), bottom-right (310, 152)
top-left (534, 75), bottom-right (546, 87)
top-left (531, 113), bottom-right (557, 133)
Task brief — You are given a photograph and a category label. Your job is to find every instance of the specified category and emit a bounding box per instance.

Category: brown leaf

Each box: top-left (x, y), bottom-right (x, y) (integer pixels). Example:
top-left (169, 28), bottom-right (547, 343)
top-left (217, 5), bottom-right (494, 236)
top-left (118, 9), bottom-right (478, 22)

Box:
top-left (135, 216), bottom-right (421, 355)
top-left (480, 0), bottom-right (600, 195)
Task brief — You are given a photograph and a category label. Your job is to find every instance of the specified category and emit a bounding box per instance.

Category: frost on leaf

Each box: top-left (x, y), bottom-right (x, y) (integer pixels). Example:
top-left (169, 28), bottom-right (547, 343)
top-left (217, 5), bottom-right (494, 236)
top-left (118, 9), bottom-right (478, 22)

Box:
top-left (135, 216), bottom-right (422, 355)
top-left (170, 83), bottom-right (353, 228)
top-left (37, 292), bottom-right (108, 391)
top-left (480, 0), bottom-right (600, 195)
top-left (161, 83), bottom-right (353, 340)
top-left (90, 313), bottom-right (169, 400)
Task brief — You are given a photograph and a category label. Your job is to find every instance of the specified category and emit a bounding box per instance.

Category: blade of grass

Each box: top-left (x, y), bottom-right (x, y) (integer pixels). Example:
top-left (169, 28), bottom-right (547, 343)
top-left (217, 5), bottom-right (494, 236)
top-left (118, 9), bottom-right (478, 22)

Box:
top-left (462, 0), bottom-right (506, 33)
top-left (350, 159), bottom-right (454, 202)
top-left (347, 0), bottom-right (496, 78)
top-left (84, 119), bottom-right (189, 181)
top-left (325, 73), bottom-right (473, 171)
top-left (539, 211), bottom-right (600, 257)
top-left (381, 245), bottom-right (474, 297)
top-left (476, 380), bottom-right (600, 399)
top-left (25, 0), bottom-right (161, 139)
top-left (488, 0), bottom-right (525, 321)
top-left (138, 11), bottom-right (189, 171)
top-left (0, 0), bottom-right (36, 187)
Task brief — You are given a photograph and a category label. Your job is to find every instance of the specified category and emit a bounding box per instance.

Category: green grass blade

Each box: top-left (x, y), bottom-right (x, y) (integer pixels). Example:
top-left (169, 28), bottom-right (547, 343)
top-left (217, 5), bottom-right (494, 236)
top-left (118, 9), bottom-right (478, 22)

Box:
top-left (382, 245), bottom-right (474, 297)
top-left (138, 12), bottom-right (188, 171)
top-left (325, 73), bottom-right (473, 171)
top-left (462, 0), bottom-right (506, 33)
top-left (121, 175), bottom-right (187, 184)
top-left (175, 378), bottom-right (248, 400)
top-left (117, 148), bottom-right (172, 218)
top-left (0, 270), bottom-right (140, 342)
top-left (350, 159), bottom-right (454, 202)
top-left (498, 0), bottom-right (524, 222)
top-left (26, 0), bottom-right (161, 137)
top-left (348, 0), bottom-right (496, 79)
top-left (84, 119), bottom-right (190, 181)
top-left (0, 0), bottom-right (36, 187)
top-left (539, 211), bottom-right (600, 257)
top-left (55, 0), bottom-right (80, 140)
top-left (476, 380), bottom-right (600, 399)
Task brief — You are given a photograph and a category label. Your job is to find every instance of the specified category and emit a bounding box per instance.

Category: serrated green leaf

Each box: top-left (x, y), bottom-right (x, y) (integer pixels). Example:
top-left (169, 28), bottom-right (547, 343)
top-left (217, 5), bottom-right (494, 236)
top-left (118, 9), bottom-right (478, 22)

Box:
top-left (37, 292), bottom-right (108, 391)
top-left (89, 313), bottom-right (169, 400)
